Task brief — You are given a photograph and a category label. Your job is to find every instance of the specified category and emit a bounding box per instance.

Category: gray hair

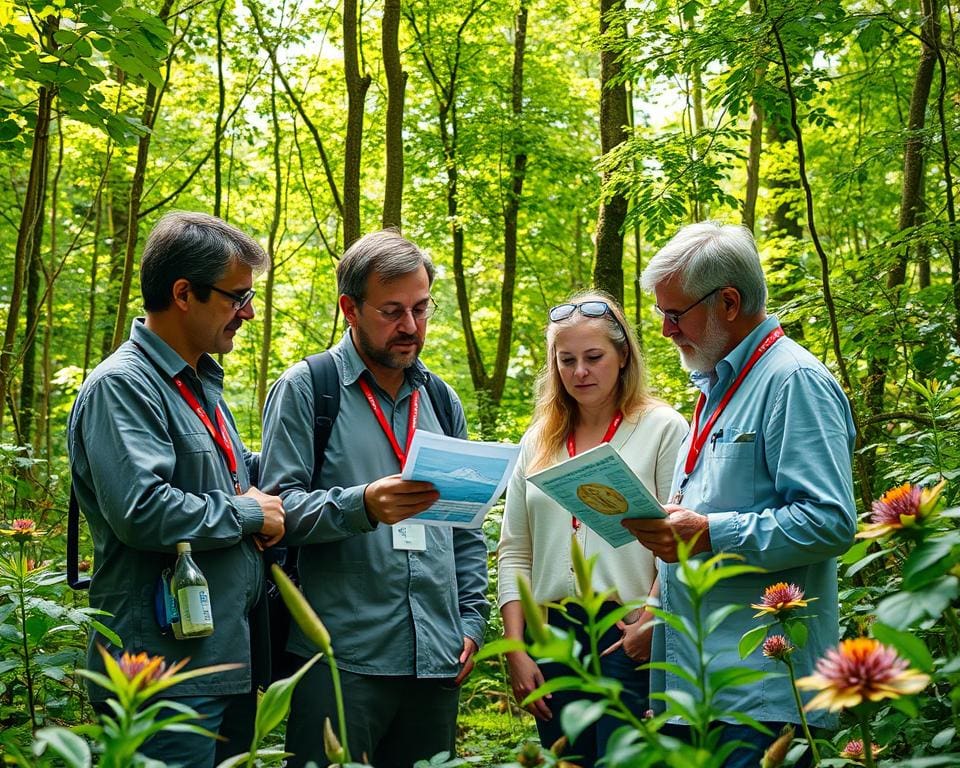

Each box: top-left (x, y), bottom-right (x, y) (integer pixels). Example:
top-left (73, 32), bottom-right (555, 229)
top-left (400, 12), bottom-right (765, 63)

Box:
top-left (337, 230), bottom-right (435, 300)
top-left (140, 211), bottom-right (268, 312)
top-left (641, 221), bottom-right (768, 315)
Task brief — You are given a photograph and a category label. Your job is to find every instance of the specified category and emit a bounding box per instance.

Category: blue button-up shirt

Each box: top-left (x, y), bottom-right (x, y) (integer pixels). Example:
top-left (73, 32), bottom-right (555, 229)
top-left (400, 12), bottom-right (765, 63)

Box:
top-left (259, 332), bottom-right (489, 677)
top-left (654, 315), bottom-right (857, 728)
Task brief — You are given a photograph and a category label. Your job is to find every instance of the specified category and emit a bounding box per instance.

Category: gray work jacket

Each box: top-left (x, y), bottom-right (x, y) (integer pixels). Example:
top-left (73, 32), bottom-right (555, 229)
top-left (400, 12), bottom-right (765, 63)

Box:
top-left (68, 319), bottom-right (265, 700)
top-left (260, 332), bottom-right (489, 677)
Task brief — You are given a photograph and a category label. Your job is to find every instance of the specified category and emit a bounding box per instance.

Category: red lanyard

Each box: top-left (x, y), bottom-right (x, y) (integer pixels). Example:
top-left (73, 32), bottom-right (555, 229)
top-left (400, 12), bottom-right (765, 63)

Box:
top-left (358, 377), bottom-right (420, 469)
top-left (172, 377), bottom-right (242, 493)
top-left (566, 410), bottom-right (623, 531)
top-left (675, 326), bottom-right (783, 501)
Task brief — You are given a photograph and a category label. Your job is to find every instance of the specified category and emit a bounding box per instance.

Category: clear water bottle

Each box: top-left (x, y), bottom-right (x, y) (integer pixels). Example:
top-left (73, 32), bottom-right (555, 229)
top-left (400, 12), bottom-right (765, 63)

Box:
top-left (171, 542), bottom-right (214, 639)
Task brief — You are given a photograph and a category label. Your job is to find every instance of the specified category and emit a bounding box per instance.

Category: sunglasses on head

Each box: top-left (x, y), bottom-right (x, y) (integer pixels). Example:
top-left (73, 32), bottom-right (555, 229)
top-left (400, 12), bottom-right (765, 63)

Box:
top-left (549, 301), bottom-right (628, 338)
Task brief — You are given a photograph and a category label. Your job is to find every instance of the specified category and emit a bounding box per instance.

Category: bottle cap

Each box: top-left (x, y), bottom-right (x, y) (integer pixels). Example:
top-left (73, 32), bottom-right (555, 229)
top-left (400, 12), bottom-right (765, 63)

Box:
top-left (176, 542), bottom-right (192, 554)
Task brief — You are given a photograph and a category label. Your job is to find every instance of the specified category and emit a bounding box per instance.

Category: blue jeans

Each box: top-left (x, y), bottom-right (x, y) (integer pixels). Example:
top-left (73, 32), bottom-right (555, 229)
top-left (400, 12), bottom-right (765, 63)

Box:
top-left (535, 603), bottom-right (649, 768)
top-left (93, 692), bottom-right (256, 768)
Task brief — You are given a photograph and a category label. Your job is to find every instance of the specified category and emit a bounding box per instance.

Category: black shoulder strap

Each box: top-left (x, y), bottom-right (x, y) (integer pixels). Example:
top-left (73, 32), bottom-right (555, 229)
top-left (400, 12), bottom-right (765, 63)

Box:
top-left (424, 373), bottom-right (457, 437)
top-left (67, 484), bottom-right (91, 590)
top-left (304, 350), bottom-right (341, 488)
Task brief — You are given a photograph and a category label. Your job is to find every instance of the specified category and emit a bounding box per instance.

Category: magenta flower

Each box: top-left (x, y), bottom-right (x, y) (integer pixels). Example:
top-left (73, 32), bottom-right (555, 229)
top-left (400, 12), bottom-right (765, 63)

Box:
top-left (762, 634), bottom-right (794, 661)
top-left (857, 479), bottom-right (945, 539)
top-left (751, 582), bottom-right (813, 618)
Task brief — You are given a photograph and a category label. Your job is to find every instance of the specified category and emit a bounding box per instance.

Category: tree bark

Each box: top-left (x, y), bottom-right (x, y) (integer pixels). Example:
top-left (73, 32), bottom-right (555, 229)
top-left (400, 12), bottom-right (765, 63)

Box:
top-left (742, 0), bottom-right (764, 233)
top-left (343, 0), bottom-right (370, 247)
top-left (110, 0), bottom-right (176, 352)
top-left (381, 0), bottom-right (406, 230)
top-left (214, 0), bottom-right (227, 219)
top-left (593, 0), bottom-right (628, 305)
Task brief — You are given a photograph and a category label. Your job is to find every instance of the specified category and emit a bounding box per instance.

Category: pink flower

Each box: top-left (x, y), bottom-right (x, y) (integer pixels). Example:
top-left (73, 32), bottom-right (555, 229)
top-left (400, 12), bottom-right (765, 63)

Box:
top-left (751, 582), bottom-right (813, 618)
top-left (762, 634), bottom-right (794, 661)
top-left (116, 651), bottom-right (187, 692)
top-left (838, 738), bottom-right (883, 762)
top-left (857, 479), bottom-right (945, 539)
top-left (0, 518), bottom-right (40, 541)
top-left (796, 638), bottom-right (929, 712)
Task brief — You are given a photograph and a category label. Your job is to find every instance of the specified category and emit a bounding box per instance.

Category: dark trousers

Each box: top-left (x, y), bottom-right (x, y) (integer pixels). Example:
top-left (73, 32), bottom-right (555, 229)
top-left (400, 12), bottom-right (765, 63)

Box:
top-left (93, 691), bottom-right (257, 768)
top-left (284, 657), bottom-right (461, 768)
top-left (535, 603), bottom-right (650, 768)
top-left (660, 721), bottom-right (814, 768)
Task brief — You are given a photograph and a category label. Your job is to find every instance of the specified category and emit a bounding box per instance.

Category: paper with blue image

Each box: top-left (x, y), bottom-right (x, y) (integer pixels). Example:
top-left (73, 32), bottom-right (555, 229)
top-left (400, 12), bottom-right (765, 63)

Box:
top-left (401, 429), bottom-right (521, 527)
top-left (527, 442), bottom-right (666, 548)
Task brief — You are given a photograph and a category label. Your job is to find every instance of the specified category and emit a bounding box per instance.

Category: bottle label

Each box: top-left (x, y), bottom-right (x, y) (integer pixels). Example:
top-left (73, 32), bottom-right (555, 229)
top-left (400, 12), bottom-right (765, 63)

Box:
top-left (177, 585), bottom-right (214, 636)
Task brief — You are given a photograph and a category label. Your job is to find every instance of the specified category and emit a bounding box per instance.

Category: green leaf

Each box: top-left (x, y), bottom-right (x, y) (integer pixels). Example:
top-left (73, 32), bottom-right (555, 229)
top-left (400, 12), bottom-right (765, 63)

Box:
top-left (705, 604), bottom-right (741, 636)
top-left (844, 548), bottom-right (888, 578)
top-left (707, 666), bottom-right (773, 694)
top-left (254, 653), bottom-right (322, 744)
top-left (840, 538), bottom-right (872, 565)
top-left (783, 620), bottom-right (808, 649)
top-left (738, 625), bottom-right (768, 659)
top-left (33, 727), bottom-right (91, 768)
top-left (902, 538), bottom-right (956, 590)
top-left (473, 638), bottom-right (525, 661)
top-left (876, 576), bottom-right (960, 628)
top-left (871, 622), bottom-right (934, 672)
top-left (560, 699), bottom-right (606, 744)
top-left (90, 619), bottom-right (122, 647)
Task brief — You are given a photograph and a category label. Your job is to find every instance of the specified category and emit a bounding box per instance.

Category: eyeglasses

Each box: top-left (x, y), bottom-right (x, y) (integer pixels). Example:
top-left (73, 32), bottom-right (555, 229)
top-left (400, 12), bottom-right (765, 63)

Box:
top-left (549, 301), bottom-right (628, 338)
top-left (204, 284), bottom-right (256, 311)
top-left (654, 287), bottom-right (722, 326)
top-left (368, 297), bottom-right (438, 323)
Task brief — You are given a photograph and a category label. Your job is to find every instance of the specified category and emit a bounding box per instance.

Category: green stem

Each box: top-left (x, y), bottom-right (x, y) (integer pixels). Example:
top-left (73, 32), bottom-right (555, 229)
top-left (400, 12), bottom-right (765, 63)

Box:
top-left (783, 656), bottom-right (820, 766)
top-left (943, 606), bottom-right (960, 656)
top-left (327, 652), bottom-right (351, 763)
top-left (857, 710), bottom-right (877, 768)
top-left (17, 541), bottom-right (37, 730)
top-left (691, 591), bottom-right (709, 750)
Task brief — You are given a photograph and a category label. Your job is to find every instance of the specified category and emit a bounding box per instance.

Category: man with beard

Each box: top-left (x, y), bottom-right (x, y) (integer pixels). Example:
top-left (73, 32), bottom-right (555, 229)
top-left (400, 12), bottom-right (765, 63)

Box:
top-left (68, 211), bottom-right (286, 766)
top-left (623, 222), bottom-right (856, 767)
top-left (260, 230), bottom-right (488, 768)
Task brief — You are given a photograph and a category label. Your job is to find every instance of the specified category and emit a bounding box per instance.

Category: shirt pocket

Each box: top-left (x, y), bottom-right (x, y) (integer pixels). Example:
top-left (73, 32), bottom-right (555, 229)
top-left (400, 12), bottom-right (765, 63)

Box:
top-left (171, 430), bottom-right (214, 456)
top-left (701, 434), bottom-right (756, 510)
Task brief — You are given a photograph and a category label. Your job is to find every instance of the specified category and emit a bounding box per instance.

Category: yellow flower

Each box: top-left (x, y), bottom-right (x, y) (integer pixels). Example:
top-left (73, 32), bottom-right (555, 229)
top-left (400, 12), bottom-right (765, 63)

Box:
top-left (857, 479), bottom-right (945, 539)
top-left (751, 582), bottom-right (813, 618)
top-left (796, 637), bottom-right (929, 712)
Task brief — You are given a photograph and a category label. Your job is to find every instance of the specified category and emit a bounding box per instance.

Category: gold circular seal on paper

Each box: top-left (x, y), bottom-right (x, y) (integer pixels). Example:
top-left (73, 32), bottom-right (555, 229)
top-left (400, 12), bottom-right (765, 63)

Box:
top-left (575, 482), bottom-right (628, 515)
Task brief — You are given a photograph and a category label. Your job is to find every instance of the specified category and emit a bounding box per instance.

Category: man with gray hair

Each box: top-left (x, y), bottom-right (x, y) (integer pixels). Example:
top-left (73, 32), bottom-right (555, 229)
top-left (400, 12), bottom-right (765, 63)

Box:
top-left (69, 211), bottom-right (286, 766)
top-left (260, 230), bottom-right (489, 767)
top-left (623, 221), bottom-right (856, 766)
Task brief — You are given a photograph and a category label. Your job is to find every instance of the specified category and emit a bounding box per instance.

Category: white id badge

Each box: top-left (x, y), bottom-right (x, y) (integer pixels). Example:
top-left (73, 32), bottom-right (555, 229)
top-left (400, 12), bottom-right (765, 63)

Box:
top-left (392, 523), bottom-right (427, 551)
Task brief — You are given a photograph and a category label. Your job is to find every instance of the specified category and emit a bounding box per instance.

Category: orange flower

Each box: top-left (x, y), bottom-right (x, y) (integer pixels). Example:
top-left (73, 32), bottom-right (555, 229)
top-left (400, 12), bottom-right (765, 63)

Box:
top-left (116, 651), bottom-right (187, 693)
top-left (796, 637), bottom-right (929, 712)
top-left (857, 479), bottom-right (945, 539)
top-left (751, 582), bottom-right (813, 618)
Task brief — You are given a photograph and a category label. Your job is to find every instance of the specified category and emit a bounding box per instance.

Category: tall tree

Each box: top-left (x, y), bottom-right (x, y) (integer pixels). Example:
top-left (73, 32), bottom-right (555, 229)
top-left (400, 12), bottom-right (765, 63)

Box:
top-left (342, 0), bottom-right (370, 246)
top-left (593, 0), bottom-right (628, 304)
top-left (381, 0), bottom-right (406, 229)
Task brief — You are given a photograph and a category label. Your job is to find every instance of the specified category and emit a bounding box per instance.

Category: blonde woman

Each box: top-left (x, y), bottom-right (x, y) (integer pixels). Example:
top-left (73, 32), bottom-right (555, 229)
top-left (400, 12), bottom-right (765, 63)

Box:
top-left (498, 291), bottom-right (686, 766)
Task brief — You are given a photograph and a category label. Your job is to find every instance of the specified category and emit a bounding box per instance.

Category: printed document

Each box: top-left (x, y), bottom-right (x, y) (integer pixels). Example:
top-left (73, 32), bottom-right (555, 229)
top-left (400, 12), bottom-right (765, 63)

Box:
top-left (527, 442), bottom-right (665, 547)
top-left (401, 429), bottom-right (521, 528)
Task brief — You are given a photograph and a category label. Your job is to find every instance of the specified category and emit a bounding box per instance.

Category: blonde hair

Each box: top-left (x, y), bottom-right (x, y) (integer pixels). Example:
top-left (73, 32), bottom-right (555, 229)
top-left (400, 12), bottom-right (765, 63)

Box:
top-left (527, 290), bottom-right (653, 473)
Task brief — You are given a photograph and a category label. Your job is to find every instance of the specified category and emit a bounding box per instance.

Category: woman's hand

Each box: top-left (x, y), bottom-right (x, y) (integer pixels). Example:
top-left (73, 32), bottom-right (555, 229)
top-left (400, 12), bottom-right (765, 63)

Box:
top-left (505, 650), bottom-right (552, 720)
top-left (602, 609), bottom-right (654, 662)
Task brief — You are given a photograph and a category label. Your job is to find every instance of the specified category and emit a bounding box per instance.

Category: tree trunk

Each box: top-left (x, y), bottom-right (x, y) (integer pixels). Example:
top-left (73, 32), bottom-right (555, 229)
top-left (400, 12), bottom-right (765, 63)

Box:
top-left (742, 0), bottom-right (765, 233)
top-left (20, 208), bottom-right (45, 445)
top-left (101, 190), bottom-right (127, 360)
top-left (888, 0), bottom-right (937, 289)
top-left (593, 0), bottom-right (628, 305)
top-left (83, 193), bottom-right (103, 377)
top-left (381, 0), bottom-right (406, 230)
top-left (257, 78), bottom-right (283, 414)
top-left (343, 0), bottom-right (370, 247)
top-left (0, 77), bottom-right (54, 434)
top-left (214, 0), bottom-right (227, 219)
top-left (110, 0), bottom-right (175, 352)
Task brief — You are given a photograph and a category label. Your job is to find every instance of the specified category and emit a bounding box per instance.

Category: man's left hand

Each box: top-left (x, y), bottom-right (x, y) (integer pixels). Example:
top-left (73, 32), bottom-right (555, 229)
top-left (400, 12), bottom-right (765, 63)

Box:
top-left (453, 636), bottom-right (479, 686)
top-left (622, 505), bottom-right (711, 562)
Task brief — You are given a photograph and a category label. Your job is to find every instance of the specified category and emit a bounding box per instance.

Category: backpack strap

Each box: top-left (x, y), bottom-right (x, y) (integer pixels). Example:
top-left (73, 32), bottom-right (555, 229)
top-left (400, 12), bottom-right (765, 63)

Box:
top-left (67, 484), bottom-right (91, 590)
top-left (424, 373), bottom-right (457, 437)
top-left (304, 351), bottom-right (341, 488)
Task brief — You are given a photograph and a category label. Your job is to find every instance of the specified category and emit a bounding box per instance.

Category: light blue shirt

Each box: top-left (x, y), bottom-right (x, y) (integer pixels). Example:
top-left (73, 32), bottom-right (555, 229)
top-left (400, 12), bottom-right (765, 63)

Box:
top-left (654, 315), bottom-right (857, 728)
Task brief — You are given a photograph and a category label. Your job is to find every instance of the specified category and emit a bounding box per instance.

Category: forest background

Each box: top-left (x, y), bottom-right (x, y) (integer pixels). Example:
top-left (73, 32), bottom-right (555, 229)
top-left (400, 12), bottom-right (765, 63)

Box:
top-left (1, 0), bottom-right (959, 764)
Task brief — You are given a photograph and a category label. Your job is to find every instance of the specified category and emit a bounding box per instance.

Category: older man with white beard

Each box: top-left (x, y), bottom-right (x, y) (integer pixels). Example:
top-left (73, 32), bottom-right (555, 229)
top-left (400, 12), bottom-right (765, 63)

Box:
top-left (623, 221), bottom-right (857, 767)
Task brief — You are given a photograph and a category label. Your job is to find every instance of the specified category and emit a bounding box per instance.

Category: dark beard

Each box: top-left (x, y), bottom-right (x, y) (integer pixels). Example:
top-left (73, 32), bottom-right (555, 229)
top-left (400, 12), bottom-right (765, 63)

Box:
top-left (356, 324), bottom-right (422, 370)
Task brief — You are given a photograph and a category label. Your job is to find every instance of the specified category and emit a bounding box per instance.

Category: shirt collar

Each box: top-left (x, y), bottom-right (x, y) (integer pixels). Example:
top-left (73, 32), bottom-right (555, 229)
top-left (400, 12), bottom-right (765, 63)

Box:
top-left (129, 318), bottom-right (224, 384)
top-left (337, 329), bottom-right (429, 391)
